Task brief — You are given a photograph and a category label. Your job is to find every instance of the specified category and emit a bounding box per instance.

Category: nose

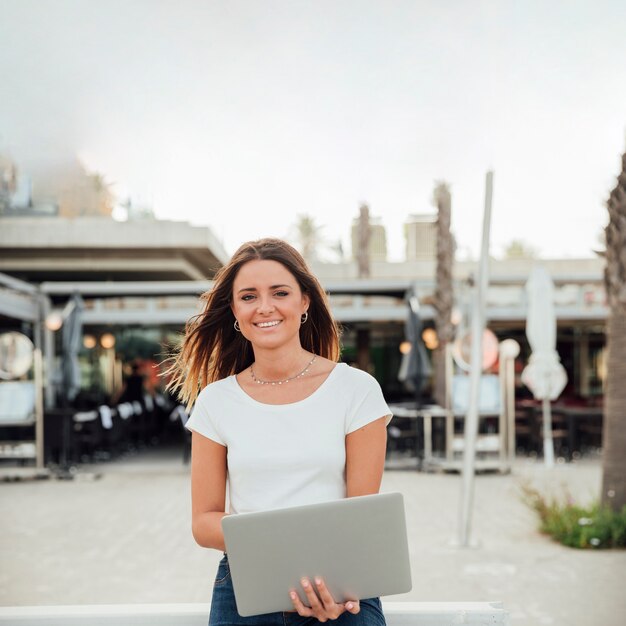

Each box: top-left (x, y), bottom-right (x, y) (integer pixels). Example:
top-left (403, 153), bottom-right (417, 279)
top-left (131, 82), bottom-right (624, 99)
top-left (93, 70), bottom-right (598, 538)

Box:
top-left (256, 296), bottom-right (275, 314)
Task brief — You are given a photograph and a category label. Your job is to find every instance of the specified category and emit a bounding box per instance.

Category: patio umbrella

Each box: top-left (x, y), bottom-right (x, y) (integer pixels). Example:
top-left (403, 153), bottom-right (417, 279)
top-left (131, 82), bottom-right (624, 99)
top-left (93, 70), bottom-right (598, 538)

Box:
top-left (521, 266), bottom-right (567, 467)
top-left (398, 286), bottom-right (432, 407)
top-left (61, 293), bottom-right (85, 405)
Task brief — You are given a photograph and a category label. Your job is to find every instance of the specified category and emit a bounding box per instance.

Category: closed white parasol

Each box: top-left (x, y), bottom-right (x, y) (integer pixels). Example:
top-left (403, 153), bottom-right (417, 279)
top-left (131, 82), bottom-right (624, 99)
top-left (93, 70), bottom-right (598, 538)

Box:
top-left (521, 266), bottom-right (568, 467)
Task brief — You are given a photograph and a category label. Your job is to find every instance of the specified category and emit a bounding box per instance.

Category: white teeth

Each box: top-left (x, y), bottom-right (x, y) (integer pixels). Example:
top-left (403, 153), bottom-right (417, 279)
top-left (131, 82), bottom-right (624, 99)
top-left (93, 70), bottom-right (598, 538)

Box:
top-left (256, 320), bottom-right (281, 328)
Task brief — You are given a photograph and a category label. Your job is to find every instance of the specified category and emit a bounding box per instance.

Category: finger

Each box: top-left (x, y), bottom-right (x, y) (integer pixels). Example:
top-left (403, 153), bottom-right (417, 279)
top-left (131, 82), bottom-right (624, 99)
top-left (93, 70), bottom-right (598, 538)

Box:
top-left (314, 577), bottom-right (341, 611)
top-left (289, 589), bottom-right (313, 617)
top-left (344, 599), bottom-right (360, 614)
top-left (313, 577), bottom-right (348, 621)
top-left (300, 577), bottom-right (324, 612)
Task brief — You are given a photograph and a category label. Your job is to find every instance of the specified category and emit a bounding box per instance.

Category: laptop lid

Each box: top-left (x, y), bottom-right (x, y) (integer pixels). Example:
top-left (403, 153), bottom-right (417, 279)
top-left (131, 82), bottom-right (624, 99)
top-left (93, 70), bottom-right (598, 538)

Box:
top-left (221, 492), bottom-right (412, 616)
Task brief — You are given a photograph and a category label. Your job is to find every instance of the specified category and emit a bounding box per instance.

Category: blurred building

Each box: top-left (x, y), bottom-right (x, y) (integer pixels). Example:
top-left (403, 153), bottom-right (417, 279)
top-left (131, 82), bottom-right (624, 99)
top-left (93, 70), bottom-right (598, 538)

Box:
top-left (0, 186), bottom-right (608, 449)
top-left (0, 156), bottom-right (113, 218)
top-left (404, 213), bottom-right (437, 260)
top-left (3, 157), bottom-right (607, 461)
top-left (52, 161), bottom-right (114, 218)
top-left (0, 155), bottom-right (18, 214)
top-left (351, 215), bottom-right (387, 262)
top-left (0, 216), bottom-right (228, 282)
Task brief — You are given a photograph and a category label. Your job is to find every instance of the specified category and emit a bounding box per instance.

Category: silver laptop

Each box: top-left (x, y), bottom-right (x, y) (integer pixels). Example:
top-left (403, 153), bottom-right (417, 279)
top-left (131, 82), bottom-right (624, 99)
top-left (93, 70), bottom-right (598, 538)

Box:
top-left (221, 492), bottom-right (412, 616)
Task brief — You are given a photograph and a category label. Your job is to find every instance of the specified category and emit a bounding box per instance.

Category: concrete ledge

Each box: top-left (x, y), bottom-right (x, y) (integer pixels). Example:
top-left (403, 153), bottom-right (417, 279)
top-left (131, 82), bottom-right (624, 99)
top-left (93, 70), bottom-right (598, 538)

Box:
top-left (0, 602), bottom-right (509, 625)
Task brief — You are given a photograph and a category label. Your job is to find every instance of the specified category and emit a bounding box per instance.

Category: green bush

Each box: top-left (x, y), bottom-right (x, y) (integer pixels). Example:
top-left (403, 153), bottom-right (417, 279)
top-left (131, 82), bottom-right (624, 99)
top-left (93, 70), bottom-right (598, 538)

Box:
top-left (521, 484), bottom-right (626, 549)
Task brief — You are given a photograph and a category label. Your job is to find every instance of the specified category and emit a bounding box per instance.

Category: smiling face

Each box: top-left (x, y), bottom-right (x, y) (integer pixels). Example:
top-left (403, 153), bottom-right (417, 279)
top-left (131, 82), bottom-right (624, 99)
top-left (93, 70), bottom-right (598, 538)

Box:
top-left (231, 259), bottom-right (310, 353)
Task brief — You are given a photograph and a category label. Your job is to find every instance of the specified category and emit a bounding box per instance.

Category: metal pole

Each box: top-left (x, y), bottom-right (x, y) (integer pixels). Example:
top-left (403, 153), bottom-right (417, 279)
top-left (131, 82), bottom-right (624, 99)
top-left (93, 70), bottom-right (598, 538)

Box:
top-left (542, 398), bottom-right (555, 468)
top-left (458, 171), bottom-right (494, 547)
top-left (498, 352), bottom-right (507, 469)
top-left (445, 343), bottom-right (454, 462)
top-left (41, 295), bottom-right (56, 409)
top-left (34, 295), bottom-right (47, 470)
top-left (507, 355), bottom-right (516, 464)
top-left (34, 348), bottom-right (45, 469)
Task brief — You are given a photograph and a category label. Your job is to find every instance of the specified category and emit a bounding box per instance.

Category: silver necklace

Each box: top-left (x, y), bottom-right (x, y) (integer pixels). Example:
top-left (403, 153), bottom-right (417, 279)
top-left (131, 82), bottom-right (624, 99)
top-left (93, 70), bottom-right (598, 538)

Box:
top-left (250, 355), bottom-right (317, 385)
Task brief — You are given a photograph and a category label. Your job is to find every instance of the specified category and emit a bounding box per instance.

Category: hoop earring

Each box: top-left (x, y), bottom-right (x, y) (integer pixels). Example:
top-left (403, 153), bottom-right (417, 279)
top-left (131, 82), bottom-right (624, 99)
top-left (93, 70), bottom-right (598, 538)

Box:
top-left (234, 320), bottom-right (241, 332)
top-left (301, 312), bottom-right (308, 324)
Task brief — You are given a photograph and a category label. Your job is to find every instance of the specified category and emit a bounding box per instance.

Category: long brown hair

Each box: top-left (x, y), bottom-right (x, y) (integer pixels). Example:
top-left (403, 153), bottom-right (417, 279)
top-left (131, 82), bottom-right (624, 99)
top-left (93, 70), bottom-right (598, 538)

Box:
top-left (166, 238), bottom-right (341, 408)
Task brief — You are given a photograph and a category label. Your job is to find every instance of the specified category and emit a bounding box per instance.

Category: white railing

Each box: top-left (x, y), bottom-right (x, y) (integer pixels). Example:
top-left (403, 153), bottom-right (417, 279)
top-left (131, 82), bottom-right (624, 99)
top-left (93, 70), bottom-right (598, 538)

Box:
top-left (0, 602), bottom-right (509, 625)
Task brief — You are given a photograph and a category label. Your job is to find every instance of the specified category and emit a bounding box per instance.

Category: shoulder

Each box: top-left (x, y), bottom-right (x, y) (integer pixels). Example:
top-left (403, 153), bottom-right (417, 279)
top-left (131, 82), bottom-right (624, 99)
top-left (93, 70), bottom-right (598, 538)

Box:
top-left (334, 363), bottom-right (381, 387)
top-left (331, 364), bottom-right (385, 401)
top-left (195, 375), bottom-right (237, 406)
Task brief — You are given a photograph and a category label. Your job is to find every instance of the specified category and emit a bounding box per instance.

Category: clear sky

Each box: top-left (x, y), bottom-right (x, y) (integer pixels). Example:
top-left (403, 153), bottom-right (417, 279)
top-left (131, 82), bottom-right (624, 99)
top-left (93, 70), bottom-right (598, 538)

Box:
top-left (1, 0), bottom-right (625, 261)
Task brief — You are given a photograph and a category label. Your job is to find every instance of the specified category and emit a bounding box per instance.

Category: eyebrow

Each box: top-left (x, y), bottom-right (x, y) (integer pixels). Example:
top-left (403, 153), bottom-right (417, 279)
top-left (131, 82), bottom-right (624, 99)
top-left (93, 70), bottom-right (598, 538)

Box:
top-left (237, 284), bottom-right (293, 294)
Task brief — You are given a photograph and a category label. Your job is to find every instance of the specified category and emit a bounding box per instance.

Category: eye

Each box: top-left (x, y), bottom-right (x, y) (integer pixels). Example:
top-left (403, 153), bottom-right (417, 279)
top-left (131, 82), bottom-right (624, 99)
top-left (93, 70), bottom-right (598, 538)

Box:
top-left (241, 294), bottom-right (256, 301)
top-left (274, 290), bottom-right (289, 297)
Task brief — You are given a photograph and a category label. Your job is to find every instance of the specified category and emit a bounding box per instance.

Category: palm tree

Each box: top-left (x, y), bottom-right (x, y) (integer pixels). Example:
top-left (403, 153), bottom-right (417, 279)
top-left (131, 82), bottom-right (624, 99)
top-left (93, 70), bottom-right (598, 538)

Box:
top-left (355, 203), bottom-right (371, 278)
top-left (601, 150), bottom-right (626, 511)
top-left (503, 239), bottom-right (538, 259)
top-left (355, 204), bottom-right (372, 372)
top-left (89, 171), bottom-right (115, 216)
top-left (433, 182), bottom-right (455, 406)
top-left (292, 214), bottom-right (324, 263)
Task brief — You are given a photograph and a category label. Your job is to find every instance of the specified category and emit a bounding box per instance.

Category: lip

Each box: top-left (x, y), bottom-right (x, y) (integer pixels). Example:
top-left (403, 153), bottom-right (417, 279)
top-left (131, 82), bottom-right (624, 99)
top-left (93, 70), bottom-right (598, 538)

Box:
top-left (253, 320), bottom-right (283, 328)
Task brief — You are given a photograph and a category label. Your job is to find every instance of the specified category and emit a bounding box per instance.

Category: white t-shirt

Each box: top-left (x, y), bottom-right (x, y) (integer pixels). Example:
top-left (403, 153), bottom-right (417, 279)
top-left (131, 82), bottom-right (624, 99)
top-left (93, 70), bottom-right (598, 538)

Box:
top-left (185, 363), bottom-right (392, 514)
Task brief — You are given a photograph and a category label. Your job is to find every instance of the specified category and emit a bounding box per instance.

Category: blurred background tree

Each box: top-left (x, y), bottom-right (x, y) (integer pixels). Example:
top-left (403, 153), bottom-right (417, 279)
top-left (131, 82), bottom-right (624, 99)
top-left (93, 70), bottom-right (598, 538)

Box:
top-left (601, 150), bottom-right (626, 511)
top-left (433, 182), bottom-right (455, 406)
top-left (291, 214), bottom-right (325, 263)
top-left (503, 239), bottom-right (538, 259)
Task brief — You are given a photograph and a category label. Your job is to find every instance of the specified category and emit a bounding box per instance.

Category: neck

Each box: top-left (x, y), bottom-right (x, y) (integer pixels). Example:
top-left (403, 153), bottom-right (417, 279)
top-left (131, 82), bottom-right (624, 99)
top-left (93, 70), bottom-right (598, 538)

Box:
top-left (251, 345), bottom-right (311, 379)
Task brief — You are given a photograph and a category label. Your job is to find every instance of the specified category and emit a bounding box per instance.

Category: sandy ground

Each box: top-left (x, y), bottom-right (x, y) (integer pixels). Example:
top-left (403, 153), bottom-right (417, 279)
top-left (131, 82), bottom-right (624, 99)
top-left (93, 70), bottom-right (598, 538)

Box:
top-left (1, 446), bottom-right (624, 626)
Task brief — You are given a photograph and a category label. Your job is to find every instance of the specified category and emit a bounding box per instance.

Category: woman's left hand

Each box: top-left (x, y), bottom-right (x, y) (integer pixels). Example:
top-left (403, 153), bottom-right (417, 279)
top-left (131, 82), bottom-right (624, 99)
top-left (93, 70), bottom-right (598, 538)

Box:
top-left (290, 577), bottom-right (360, 622)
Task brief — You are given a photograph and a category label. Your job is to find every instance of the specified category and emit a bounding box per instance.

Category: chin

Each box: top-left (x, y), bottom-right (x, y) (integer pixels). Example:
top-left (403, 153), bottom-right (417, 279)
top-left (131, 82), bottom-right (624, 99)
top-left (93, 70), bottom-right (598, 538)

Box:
top-left (250, 331), bottom-right (299, 350)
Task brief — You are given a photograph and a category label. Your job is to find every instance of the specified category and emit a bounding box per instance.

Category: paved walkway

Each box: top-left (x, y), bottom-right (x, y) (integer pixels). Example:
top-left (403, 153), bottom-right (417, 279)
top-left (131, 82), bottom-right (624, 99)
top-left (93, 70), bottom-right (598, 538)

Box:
top-left (1, 447), bottom-right (624, 625)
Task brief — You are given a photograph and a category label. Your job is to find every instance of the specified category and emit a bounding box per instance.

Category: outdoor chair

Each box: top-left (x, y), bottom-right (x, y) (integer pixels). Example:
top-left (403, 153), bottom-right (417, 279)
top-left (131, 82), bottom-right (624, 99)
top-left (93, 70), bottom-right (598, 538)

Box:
top-left (168, 404), bottom-right (191, 464)
top-left (386, 416), bottom-right (418, 457)
top-left (72, 404), bottom-right (132, 462)
top-left (577, 416), bottom-right (603, 451)
top-left (512, 405), bottom-right (539, 453)
top-left (72, 409), bottom-right (103, 461)
top-left (0, 381), bottom-right (37, 465)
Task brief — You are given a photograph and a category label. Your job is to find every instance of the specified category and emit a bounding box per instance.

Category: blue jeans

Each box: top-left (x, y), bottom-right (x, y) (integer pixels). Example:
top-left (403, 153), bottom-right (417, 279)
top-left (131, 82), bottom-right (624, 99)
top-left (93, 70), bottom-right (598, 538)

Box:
top-left (209, 555), bottom-right (387, 626)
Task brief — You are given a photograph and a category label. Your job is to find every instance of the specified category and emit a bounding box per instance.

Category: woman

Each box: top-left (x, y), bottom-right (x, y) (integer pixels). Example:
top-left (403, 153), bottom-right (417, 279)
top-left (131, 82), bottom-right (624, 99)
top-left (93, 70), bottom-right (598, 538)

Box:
top-left (168, 238), bottom-right (391, 625)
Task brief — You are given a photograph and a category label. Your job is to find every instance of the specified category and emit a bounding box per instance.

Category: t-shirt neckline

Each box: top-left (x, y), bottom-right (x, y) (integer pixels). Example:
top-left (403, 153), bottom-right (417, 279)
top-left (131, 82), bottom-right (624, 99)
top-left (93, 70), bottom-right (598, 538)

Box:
top-left (230, 362), bottom-right (346, 407)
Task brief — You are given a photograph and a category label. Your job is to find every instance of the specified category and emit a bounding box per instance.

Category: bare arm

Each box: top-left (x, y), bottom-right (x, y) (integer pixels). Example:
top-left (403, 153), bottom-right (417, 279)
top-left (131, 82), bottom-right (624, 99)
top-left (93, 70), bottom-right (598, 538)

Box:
top-left (345, 416), bottom-right (388, 497)
top-left (190, 431), bottom-right (228, 551)
top-left (290, 416), bottom-right (388, 620)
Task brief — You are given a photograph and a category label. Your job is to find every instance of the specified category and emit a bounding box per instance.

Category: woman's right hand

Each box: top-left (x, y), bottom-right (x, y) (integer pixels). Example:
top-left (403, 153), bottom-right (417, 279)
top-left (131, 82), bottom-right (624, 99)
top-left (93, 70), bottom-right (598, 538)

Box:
top-left (289, 576), bottom-right (360, 622)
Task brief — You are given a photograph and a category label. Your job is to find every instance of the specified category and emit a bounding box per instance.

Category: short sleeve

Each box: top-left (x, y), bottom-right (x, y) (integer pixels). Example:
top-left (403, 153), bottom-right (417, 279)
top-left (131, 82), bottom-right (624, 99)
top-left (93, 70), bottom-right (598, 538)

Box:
top-left (185, 393), bottom-right (226, 446)
top-left (345, 376), bottom-right (393, 434)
